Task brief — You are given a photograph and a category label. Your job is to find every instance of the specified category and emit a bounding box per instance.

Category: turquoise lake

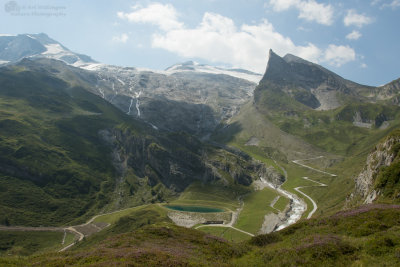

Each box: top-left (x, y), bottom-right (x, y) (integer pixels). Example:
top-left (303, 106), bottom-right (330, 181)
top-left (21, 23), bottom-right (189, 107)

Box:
top-left (166, 205), bottom-right (224, 213)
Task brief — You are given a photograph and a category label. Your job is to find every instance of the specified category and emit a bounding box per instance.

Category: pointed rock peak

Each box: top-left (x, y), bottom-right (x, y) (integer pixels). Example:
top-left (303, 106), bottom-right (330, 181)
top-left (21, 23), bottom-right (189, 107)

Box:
top-left (261, 49), bottom-right (289, 82)
top-left (268, 49), bottom-right (281, 60)
top-left (268, 48), bottom-right (274, 56)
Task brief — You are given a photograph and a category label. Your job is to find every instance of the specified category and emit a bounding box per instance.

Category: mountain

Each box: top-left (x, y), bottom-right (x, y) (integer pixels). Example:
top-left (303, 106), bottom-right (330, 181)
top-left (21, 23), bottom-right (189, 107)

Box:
top-left (247, 49), bottom-right (400, 155)
top-left (82, 62), bottom-right (257, 137)
top-left (213, 49), bottom-right (400, 217)
top-left (2, 33), bottom-right (400, 265)
top-left (0, 34), bottom-right (263, 137)
top-left (0, 58), bottom-right (279, 226)
top-left (0, 33), bottom-right (95, 67)
top-left (258, 49), bottom-right (378, 111)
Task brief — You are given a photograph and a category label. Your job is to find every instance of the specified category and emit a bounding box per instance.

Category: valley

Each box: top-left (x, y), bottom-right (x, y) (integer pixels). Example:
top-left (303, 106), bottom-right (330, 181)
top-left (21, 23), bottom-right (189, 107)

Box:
top-left (0, 33), bottom-right (400, 266)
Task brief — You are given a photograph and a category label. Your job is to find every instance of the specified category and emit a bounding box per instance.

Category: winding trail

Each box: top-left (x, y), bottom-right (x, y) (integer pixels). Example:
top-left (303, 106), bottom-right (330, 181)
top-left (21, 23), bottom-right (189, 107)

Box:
top-left (292, 157), bottom-right (337, 177)
top-left (0, 206), bottom-right (148, 253)
top-left (259, 157), bottom-right (337, 231)
top-left (294, 177), bottom-right (327, 219)
top-left (291, 157), bottom-right (337, 219)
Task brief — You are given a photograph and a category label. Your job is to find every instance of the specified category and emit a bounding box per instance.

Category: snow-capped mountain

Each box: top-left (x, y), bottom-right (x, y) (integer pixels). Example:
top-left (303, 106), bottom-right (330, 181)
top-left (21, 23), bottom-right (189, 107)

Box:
top-left (74, 61), bottom-right (257, 136)
top-left (0, 33), bottom-right (260, 137)
top-left (165, 61), bottom-right (262, 84)
top-left (0, 33), bottom-right (95, 67)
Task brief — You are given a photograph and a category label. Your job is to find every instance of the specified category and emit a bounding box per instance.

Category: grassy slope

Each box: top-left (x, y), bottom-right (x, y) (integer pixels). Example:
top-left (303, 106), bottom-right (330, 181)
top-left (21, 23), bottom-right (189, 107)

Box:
top-left (0, 231), bottom-right (74, 256)
top-left (213, 88), bottom-right (400, 218)
top-left (0, 65), bottom-right (162, 226)
top-left (236, 205), bottom-right (400, 266)
top-left (198, 226), bottom-right (251, 242)
top-left (2, 205), bottom-right (400, 266)
top-left (274, 196), bottom-right (290, 211)
top-left (235, 187), bottom-right (279, 234)
top-left (168, 182), bottom-right (250, 211)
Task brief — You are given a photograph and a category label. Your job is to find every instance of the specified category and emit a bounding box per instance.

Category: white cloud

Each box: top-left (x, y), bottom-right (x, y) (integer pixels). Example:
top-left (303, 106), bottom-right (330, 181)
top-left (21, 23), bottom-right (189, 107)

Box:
top-left (323, 45), bottom-right (356, 67)
top-left (346, 30), bottom-right (362, 40)
top-left (152, 12), bottom-right (323, 73)
top-left (268, 0), bottom-right (334, 25)
top-left (372, 0), bottom-right (400, 8)
top-left (118, 3), bottom-right (356, 72)
top-left (117, 3), bottom-right (183, 31)
top-left (112, 33), bottom-right (129, 43)
top-left (344, 10), bottom-right (373, 28)
top-left (361, 63), bottom-right (367, 68)
top-left (269, 0), bottom-right (300, 11)
top-left (297, 1), bottom-right (334, 25)
top-left (382, 0), bottom-right (400, 9)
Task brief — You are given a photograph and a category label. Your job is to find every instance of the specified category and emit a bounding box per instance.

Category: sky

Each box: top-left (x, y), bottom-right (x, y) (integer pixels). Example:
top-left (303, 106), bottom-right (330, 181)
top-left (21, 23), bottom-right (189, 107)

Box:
top-left (0, 0), bottom-right (399, 86)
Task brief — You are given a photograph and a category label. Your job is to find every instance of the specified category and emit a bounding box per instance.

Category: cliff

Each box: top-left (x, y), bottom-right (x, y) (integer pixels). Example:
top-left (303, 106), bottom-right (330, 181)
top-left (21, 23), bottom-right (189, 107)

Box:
top-left (351, 130), bottom-right (400, 204)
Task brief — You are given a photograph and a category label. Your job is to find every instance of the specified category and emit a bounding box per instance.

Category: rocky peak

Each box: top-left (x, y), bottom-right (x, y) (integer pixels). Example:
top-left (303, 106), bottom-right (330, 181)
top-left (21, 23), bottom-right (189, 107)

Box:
top-left (261, 49), bottom-right (341, 87)
top-left (376, 78), bottom-right (400, 101)
top-left (257, 49), bottom-right (369, 110)
top-left (261, 49), bottom-right (291, 83)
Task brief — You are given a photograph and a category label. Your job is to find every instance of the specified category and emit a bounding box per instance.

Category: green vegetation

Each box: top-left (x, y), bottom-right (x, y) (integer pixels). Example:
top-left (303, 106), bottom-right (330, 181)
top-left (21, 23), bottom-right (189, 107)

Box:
top-left (169, 182), bottom-right (250, 211)
top-left (76, 204), bottom-right (171, 250)
top-left (0, 67), bottom-right (132, 226)
top-left (374, 130), bottom-right (400, 202)
top-left (2, 205), bottom-right (400, 266)
top-left (234, 205), bottom-right (400, 266)
top-left (273, 196), bottom-right (290, 211)
top-left (198, 226), bottom-right (251, 242)
top-left (0, 62), bottom-right (262, 227)
top-left (0, 231), bottom-right (73, 256)
top-left (235, 188), bottom-right (279, 234)
top-left (92, 205), bottom-right (152, 225)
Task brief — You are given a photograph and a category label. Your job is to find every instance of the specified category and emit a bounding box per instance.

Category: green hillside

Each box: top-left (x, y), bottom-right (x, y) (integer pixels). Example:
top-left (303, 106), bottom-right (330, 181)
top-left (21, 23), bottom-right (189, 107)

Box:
top-left (0, 61), bottom-right (267, 227)
top-left (2, 204), bottom-right (400, 266)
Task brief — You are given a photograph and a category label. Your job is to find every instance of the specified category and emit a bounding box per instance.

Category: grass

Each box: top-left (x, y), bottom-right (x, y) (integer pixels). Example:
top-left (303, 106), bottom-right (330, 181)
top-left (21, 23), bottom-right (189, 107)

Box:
top-left (168, 182), bottom-right (250, 211)
top-left (235, 187), bottom-right (279, 234)
top-left (93, 204), bottom-right (152, 225)
top-left (198, 226), bottom-right (251, 242)
top-left (0, 67), bottom-right (134, 226)
top-left (235, 204), bottom-right (400, 266)
top-left (274, 196), bottom-right (290, 211)
top-left (3, 205), bottom-right (400, 266)
top-left (0, 231), bottom-right (74, 256)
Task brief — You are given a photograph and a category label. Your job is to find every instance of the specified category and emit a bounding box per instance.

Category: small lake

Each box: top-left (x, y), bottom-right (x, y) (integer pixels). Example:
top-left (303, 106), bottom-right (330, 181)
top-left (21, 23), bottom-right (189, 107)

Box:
top-left (166, 205), bottom-right (224, 213)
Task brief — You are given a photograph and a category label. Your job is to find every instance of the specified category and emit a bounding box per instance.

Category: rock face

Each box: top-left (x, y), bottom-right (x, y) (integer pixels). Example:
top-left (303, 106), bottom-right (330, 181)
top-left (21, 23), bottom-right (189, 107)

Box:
top-left (100, 127), bottom-right (283, 193)
top-left (258, 49), bottom-right (376, 111)
top-left (88, 65), bottom-right (257, 137)
top-left (376, 78), bottom-right (400, 103)
top-left (17, 57), bottom-right (257, 138)
top-left (1, 34), bottom-right (260, 138)
top-left (352, 132), bottom-right (400, 203)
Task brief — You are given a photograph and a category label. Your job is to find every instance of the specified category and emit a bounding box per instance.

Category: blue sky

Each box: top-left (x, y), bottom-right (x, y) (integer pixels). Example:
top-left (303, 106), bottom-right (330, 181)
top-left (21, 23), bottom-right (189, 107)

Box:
top-left (0, 0), bottom-right (399, 86)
